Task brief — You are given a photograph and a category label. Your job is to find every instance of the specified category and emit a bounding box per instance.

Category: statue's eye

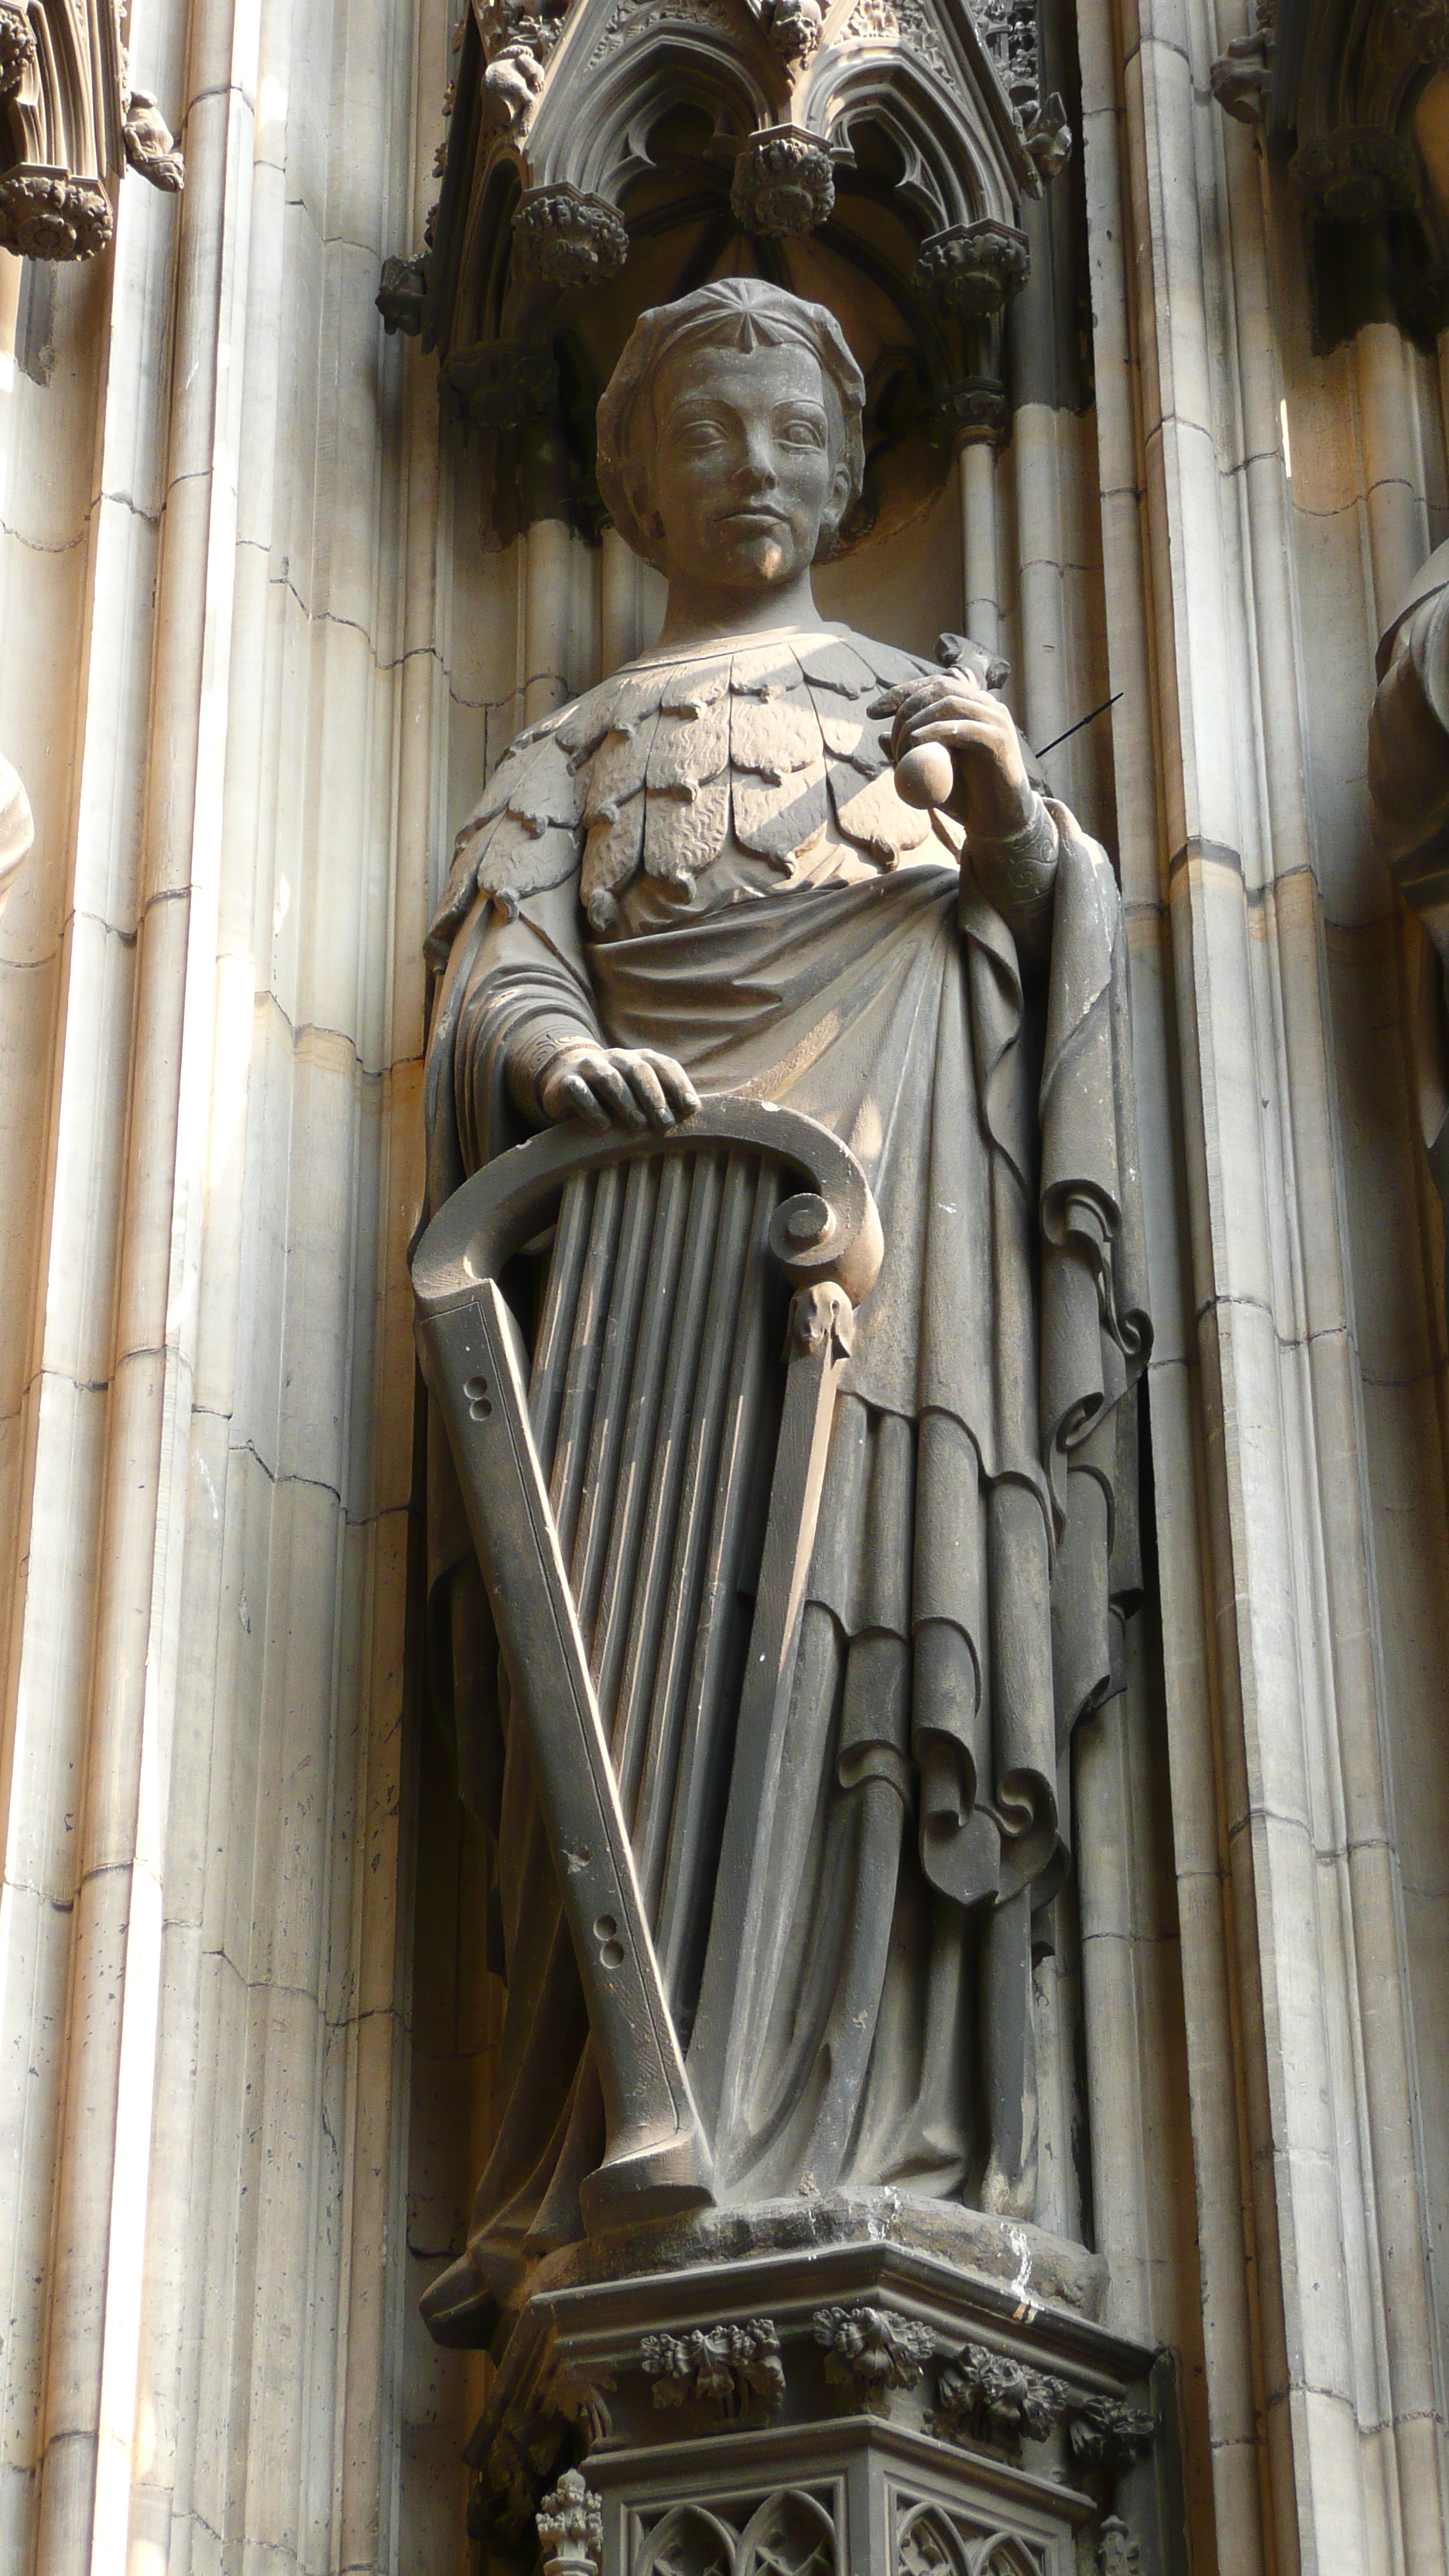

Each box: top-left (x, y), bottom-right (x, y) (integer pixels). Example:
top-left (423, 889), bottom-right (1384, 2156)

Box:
top-left (777, 413), bottom-right (826, 448)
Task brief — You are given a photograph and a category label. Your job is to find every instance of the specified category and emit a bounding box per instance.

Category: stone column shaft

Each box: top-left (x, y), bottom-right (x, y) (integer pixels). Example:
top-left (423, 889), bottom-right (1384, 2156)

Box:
top-left (1079, 1), bottom-right (1449, 2571)
top-left (960, 438), bottom-right (1000, 657)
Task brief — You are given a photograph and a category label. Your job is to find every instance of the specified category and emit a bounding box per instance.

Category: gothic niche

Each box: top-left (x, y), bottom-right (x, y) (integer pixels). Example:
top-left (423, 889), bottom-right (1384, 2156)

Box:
top-left (1210, 0), bottom-right (1449, 347)
top-left (380, 0), bottom-right (1071, 550)
top-left (0, 0), bottom-right (182, 261)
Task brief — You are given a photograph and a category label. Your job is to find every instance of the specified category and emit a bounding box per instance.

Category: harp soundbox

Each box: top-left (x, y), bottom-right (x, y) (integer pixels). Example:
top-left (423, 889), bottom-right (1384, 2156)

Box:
top-left (411, 1098), bottom-right (882, 2230)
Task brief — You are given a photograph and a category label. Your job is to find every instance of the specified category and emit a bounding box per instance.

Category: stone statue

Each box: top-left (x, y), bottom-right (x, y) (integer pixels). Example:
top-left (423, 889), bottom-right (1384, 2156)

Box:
top-left (416, 279), bottom-right (1149, 2360)
top-left (1370, 538), bottom-right (1449, 1261)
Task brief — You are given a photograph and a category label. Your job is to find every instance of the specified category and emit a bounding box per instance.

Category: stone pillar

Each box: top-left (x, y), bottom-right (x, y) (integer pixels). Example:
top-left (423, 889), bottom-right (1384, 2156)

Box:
top-left (600, 522), bottom-right (640, 680)
top-left (0, 0), bottom-right (446, 2565)
top-left (1078, 1), bottom-right (1449, 2571)
top-left (958, 437), bottom-right (1000, 658)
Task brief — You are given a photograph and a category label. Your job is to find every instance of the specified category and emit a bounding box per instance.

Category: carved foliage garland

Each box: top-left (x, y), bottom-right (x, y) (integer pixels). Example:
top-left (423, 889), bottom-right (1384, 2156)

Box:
top-left (813, 2303), bottom-right (935, 2400)
top-left (932, 2344), bottom-right (1070, 2449)
top-left (641, 2319), bottom-right (787, 2420)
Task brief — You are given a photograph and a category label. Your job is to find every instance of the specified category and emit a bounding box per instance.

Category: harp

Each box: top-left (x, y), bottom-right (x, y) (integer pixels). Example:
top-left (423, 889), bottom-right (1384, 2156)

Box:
top-left (412, 1099), bottom-right (882, 2229)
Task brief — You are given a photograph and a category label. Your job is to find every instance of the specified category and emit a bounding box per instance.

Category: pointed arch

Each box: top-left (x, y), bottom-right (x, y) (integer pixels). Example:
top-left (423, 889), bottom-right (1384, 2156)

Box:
top-left (972, 2532), bottom-right (1048, 2576)
top-left (636, 2500), bottom-right (739, 2576)
top-left (798, 45), bottom-right (1017, 231)
top-left (529, 13), bottom-right (780, 201)
top-left (896, 2500), bottom-right (972, 2576)
top-left (737, 2486), bottom-right (838, 2576)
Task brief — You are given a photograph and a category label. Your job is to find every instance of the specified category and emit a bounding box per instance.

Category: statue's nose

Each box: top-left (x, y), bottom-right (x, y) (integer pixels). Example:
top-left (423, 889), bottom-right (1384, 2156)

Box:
top-left (735, 432), bottom-right (778, 489)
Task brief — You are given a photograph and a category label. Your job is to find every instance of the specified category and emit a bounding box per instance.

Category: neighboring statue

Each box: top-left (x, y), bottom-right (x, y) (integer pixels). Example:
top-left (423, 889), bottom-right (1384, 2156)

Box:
top-left (1370, 539), bottom-right (1449, 1261)
top-left (0, 749), bottom-right (33, 920)
top-left (417, 279), bottom-right (1149, 2352)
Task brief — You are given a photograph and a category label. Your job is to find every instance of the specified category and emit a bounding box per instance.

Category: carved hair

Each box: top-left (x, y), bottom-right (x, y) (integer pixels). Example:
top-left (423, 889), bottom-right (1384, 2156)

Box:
top-left (595, 277), bottom-right (867, 570)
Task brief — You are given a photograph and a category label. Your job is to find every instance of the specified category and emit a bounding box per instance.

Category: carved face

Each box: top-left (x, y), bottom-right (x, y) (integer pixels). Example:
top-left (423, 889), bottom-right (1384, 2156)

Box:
top-left (644, 339), bottom-right (854, 594)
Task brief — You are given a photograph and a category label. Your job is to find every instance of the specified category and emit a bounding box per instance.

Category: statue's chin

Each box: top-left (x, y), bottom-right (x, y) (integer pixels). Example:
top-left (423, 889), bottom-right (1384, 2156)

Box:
top-left (698, 529), bottom-right (800, 591)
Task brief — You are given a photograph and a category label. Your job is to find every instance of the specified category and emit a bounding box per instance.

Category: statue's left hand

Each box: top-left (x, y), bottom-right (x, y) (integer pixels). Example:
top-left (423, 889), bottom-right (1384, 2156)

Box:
top-left (538, 1040), bottom-right (701, 1133)
top-left (871, 670), bottom-right (1036, 843)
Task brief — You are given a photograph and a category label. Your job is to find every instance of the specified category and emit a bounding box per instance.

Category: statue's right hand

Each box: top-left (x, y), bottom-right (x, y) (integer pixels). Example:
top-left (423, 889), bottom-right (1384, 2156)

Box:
top-left (537, 1041), bottom-right (701, 1133)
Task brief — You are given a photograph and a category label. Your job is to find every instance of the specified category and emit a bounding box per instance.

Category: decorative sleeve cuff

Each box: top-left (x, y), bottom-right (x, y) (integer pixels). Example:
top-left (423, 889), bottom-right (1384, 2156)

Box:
top-left (506, 1012), bottom-right (598, 1122)
top-left (966, 793), bottom-right (1060, 939)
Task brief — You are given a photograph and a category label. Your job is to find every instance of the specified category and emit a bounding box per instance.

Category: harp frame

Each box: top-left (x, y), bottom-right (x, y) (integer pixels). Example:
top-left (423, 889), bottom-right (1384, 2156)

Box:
top-left (412, 1098), bottom-right (882, 2231)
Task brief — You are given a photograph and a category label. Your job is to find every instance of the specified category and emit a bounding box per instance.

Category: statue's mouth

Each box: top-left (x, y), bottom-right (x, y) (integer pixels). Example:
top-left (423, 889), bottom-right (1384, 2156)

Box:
top-left (722, 506), bottom-right (788, 529)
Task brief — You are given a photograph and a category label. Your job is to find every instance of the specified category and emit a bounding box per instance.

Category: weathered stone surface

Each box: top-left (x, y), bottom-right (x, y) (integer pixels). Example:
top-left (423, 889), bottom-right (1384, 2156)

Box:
top-left (730, 130), bottom-right (835, 236)
top-left (461, 2235), bottom-right (1165, 2571)
top-left (916, 218), bottom-right (1032, 315)
top-left (512, 183), bottom-right (631, 285)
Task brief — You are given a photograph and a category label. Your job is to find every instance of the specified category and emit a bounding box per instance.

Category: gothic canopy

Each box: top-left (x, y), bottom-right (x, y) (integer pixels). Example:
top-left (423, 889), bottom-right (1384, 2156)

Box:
top-left (380, 0), bottom-right (1072, 547)
top-left (0, 0), bottom-right (182, 260)
top-left (1212, 0), bottom-right (1449, 346)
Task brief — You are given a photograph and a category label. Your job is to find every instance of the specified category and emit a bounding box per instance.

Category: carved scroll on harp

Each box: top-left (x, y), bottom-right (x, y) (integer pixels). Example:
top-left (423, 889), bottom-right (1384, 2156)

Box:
top-left (411, 1099), bottom-right (882, 2228)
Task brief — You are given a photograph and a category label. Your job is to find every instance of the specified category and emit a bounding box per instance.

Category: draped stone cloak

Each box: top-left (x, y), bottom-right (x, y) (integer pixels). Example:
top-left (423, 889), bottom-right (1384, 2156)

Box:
top-left (419, 623), bottom-right (1149, 2343)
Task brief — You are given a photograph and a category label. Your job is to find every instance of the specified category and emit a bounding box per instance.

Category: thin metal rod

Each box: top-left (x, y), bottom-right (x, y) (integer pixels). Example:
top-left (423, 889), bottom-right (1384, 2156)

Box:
top-left (1033, 690), bottom-right (1123, 762)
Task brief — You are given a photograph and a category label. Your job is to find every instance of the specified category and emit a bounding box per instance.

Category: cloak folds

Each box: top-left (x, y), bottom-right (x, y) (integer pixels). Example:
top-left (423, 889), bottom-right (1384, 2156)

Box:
top-left (418, 654), bottom-right (1149, 2342)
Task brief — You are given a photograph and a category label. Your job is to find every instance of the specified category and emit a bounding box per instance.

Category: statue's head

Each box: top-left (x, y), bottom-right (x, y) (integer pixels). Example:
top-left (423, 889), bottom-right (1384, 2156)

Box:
top-left (596, 279), bottom-right (866, 597)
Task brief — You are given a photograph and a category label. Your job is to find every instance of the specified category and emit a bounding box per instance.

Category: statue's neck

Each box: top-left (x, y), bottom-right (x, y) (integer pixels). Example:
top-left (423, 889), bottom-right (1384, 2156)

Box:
top-left (623, 619), bottom-right (840, 673)
top-left (655, 568), bottom-right (828, 653)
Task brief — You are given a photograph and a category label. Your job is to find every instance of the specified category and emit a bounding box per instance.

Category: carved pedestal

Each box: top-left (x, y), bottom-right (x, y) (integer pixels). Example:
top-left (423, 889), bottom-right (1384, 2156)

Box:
top-left (475, 2206), bottom-right (1179, 2576)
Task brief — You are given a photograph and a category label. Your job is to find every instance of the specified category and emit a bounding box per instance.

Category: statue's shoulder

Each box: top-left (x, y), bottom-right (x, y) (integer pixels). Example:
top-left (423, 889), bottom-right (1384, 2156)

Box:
top-left (426, 694), bottom-right (598, 961)
top-left (814, 626), bottom-right (937, 692)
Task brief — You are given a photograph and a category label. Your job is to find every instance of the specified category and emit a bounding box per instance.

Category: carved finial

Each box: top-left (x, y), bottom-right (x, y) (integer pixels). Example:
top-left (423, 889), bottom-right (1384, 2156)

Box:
top-left (1098, 2516), bottom-right (1143, 2576)
top-left (0, 2), bottom-right (37, 99)
top-left (512, 184), bottom-right (629, 286)
top-left (0, 170), bottom-right (113, 260)
top-left (916, 219), bottom-right (1030, 317)
top-left (731, 131), bottom-right (835, 237)
top-left (536, 2468), bottom-right (603, 2576)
